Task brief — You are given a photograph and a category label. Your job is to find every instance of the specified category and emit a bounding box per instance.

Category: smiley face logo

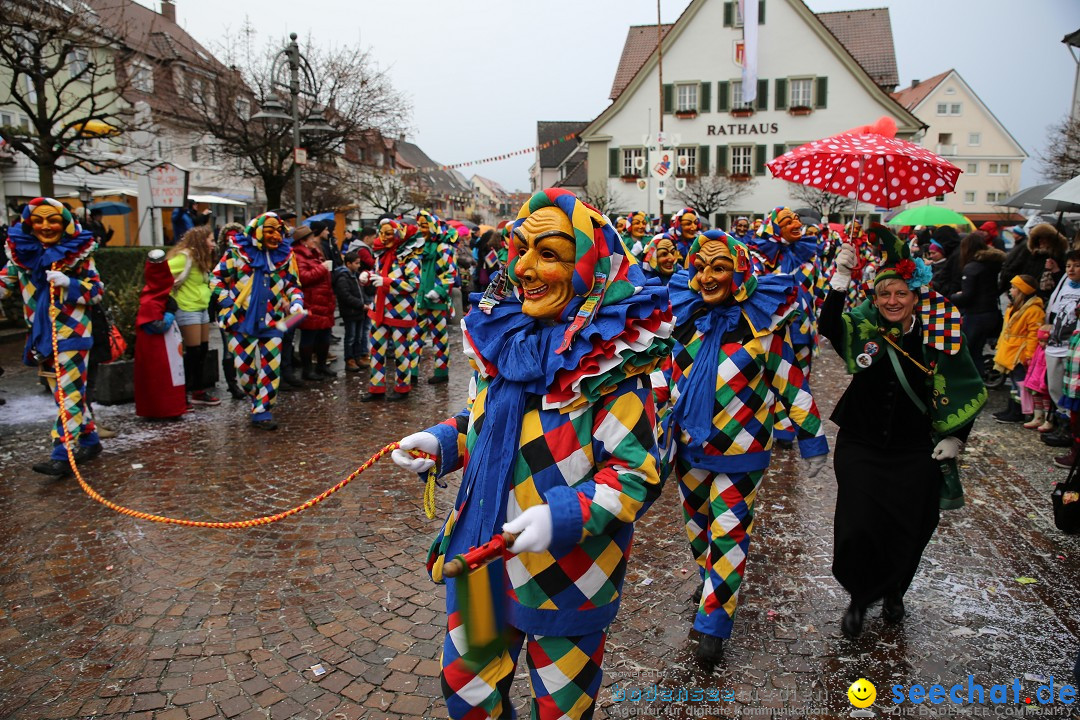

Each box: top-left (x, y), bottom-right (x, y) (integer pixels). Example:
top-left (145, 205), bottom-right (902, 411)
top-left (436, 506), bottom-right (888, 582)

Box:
top-left (848, 678), bottom-right (876, 708)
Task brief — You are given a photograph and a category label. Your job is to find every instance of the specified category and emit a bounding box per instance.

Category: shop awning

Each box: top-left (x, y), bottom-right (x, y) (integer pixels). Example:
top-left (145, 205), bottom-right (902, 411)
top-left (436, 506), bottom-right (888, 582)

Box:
top-left (188, 194), bottom-right (247, 206)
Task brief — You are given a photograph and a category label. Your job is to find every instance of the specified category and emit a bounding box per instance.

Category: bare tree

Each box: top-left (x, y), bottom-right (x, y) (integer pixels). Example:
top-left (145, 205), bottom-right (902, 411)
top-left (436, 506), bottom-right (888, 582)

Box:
top-left (1039, 116), bottom-right (1080, 182)
top-left (188, 27), bottom-right (412, 211)
top-left (358, 171), bottom-right (419, 216)
top-left (673, 175), bottom-right (755, 219)
top-left (0, 2), bottom-right (147, 197)
top-left (785, 182), bottom-right (854, 219)
top-left (580, 181), bottom-right (623, 217)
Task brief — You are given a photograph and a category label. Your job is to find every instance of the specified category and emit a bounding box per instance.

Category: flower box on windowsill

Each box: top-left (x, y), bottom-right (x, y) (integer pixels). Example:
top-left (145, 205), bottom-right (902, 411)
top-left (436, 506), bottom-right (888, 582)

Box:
top-left (730, 108), bottom-right (755, 118)
top-left (730, 173), bottom-right (753, 182)
top-left (674, 110), bottom-right (698, 119)
top-left (788, 106), bottom-right (813, 116)
top-left (620, 175), bottom-right (643, 183)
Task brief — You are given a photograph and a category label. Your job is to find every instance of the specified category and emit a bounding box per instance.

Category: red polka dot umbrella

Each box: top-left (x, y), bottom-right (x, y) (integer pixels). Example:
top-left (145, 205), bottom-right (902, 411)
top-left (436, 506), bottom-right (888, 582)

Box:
top-left (766, 118), bottom-right (962, 210)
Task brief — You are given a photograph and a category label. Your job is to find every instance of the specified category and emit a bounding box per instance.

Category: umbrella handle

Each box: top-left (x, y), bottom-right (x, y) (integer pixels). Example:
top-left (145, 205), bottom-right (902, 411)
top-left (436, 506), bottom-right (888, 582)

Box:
top-left (443, 532), bottom-right (519, 579)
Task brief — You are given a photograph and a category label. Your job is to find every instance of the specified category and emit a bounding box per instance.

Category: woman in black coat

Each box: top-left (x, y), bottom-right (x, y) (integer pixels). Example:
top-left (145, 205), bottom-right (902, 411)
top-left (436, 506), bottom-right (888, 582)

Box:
top-left (949, 231), bottom-right (1005, 359)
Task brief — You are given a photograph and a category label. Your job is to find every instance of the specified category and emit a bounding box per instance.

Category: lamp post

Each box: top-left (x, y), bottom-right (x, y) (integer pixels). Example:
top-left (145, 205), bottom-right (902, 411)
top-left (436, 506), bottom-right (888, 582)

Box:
top-left (77, 183), bottom-right (93, 224)
top-left (251, 33), bottom-right (334, 221)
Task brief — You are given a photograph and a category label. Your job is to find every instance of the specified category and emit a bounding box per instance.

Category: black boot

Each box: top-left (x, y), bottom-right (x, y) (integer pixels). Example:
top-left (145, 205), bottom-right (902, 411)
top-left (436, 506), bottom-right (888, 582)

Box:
top-left (300, 349), bottom-right (322, 381)
top-left (315, 343), bottom-right (337, 378)
top-left (841, 602), bottom-right (865, 638)
top-left (993, 398), bottom-right (1024, 423)
top-left (1043, 418), bottom-right (1073, 447)
top-left (882, 591), bottom-right (906, 623)
top-left (223, 356), bottom-right (244, 400)
top-left (32, 457), bottom-right (72, 478)
top-left (695, 634), bottom-right (724, 664)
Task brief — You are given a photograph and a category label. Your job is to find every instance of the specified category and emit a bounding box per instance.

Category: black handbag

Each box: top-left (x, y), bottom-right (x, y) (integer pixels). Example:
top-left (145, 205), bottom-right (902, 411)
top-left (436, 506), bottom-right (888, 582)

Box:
top-left (1051, 451), bottom-right (1080, 534)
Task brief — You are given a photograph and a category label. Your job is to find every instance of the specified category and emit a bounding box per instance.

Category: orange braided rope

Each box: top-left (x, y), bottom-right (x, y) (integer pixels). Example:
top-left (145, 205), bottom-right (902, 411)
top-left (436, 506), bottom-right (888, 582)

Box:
top-left (48, 275), bottom-right (435, 528)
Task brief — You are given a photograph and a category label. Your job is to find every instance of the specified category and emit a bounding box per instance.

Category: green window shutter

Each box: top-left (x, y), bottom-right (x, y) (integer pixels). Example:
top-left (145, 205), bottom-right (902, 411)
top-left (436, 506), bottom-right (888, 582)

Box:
top-left (773, 143), bottom-right (786, 159)
top-left (698, 145), bottom-right (710, 176)
top-left (775, 78), bottom-right (788, 111)
top-left (700, 81), bottom-right (711, 112)
top-left (717, 81), bottom-right (730, 112)
top-left (663, 84), bottom-right (674, 114)
top-left (716, 146), bottom-right (729, 175)
top-left (758, 0), bottom-right (765, 23)
top-left (609, 148), bottom-right (619, 177)
top-left (815, 76), bottom-right (828, 109)
top-left (756, 79), bottom-right (768, 110)
top-left (723, 1), bottom-right (733, 27)
top-left (754, 145), bottom-right (767, 176)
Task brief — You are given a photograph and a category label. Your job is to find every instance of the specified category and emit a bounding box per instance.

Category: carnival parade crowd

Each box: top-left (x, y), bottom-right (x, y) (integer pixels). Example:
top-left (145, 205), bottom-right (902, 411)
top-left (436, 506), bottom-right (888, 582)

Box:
top-left (2, 190), bottom-right (1079, 719)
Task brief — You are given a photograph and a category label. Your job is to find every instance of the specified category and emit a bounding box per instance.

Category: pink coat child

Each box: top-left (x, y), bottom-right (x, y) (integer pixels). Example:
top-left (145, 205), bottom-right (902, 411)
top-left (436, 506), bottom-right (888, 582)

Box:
top-left (1022, 328), bottom-right (1050, 427)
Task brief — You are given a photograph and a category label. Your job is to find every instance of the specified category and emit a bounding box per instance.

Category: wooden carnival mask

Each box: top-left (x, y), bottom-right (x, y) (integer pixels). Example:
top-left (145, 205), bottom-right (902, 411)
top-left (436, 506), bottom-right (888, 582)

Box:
top-left (512, 206), bottom-right (577, 320)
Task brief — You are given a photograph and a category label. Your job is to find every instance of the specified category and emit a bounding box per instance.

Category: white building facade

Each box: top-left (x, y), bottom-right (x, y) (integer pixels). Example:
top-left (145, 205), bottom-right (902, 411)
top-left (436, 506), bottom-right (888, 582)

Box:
top-left (582, 0), bottom-right (924, 229)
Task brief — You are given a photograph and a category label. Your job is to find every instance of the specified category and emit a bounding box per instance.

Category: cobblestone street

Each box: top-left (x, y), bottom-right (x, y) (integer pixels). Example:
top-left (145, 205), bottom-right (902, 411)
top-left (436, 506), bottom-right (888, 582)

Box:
top-left (1, 332), bottom-right (1078, 720)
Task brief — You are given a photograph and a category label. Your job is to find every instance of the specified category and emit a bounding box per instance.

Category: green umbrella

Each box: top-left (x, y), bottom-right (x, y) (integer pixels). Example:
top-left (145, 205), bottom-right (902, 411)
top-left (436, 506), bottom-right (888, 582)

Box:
top-left (885, 206), bottom-right (973, 228)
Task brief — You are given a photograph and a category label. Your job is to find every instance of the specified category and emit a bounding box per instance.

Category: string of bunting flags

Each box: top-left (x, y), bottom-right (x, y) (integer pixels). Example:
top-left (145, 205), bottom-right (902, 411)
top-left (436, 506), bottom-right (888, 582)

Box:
top-left (389, 132), bottom-right (579, 176)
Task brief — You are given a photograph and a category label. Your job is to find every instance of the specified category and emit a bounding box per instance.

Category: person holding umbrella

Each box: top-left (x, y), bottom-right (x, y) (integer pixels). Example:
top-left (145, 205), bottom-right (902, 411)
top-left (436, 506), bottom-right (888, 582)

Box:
top-left (820, 225), bottom-right (986, 639)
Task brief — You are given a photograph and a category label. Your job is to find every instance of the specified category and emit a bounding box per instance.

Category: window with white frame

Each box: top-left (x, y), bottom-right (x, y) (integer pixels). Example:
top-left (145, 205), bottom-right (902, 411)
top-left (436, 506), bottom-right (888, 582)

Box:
top-left (936, 103), bottom-right (947, 115)
top-left (131, 62), bottom-right (153, 92)
top-left (945, 86), bottom-right (956, 95)
top-left (676, 83), bottom-right (698, 112)
top-left (68, 48), bottom-right (90, 79)
top-left (950, 103), bottom-right (962, 115)
top-left (963, 191), bottom-right (976, 204)
top-left (731, 80), bottom-right (753, 110)
top-left (676, 146), bottom-right (697, 176)
top-left (968, 133), bottom-right (981, 146)
top-left (190, 75), bottom-right (206, 105)
top-left (190, 145), bottom-right (198, 162)
top-left (789, 78), bottom-right (813, 108)
top-left (988, 162), bottom-right (1010, 175)
top-left (987, 191), bottom-right (1005, 203)
top-left (235, 97), bottom-right (250, 120)
top-left (622, 147), bottom-right (644, 177)
top-left (936, 102), bottom-right (962, 116)
top-left (933, 194), bottom-right (946, 203)
top-left (0, 112), bottom-right (12, 127)
top-left (731, 146), bottom-right (753, 176)
top-left (966, 162), bottom-right (978, 174)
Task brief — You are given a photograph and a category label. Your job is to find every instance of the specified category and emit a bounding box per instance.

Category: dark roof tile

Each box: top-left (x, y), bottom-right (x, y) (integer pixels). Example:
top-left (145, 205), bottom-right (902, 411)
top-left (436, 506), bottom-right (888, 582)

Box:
top-left (816, 8), bottom-right (899, 91)
top-left (537, 121), bottom-right (590, 168)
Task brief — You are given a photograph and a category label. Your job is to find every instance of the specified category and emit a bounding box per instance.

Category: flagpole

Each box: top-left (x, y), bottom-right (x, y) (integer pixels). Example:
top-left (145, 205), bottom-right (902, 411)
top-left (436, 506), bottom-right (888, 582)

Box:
top-left (657, 0), bottom-right (665, 221)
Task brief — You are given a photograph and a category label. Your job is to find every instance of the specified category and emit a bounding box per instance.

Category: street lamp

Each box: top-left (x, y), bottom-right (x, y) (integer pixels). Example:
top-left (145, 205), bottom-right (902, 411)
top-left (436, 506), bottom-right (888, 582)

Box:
top-left (77, 183), bottom-right (93, 223)
top-left (251, 33), bottom-right (334, 221)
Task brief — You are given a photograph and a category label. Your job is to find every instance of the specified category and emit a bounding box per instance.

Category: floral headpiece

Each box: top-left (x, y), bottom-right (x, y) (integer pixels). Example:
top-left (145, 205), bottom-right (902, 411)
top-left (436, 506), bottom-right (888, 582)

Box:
top-left (870, 224), bottom-right (932, 290)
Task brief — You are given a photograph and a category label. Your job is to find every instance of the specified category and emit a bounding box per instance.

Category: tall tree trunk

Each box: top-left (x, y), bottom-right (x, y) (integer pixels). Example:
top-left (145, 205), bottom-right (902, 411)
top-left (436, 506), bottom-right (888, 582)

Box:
top-left (37, 149), bottom-right (56, 198)
top-left (264, 175), bottom-right (285, 212)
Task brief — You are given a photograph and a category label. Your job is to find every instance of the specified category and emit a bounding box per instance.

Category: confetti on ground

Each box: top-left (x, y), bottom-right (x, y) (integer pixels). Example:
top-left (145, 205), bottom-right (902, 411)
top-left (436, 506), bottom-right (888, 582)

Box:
top-left (310, 664), bottom-right (326, 677)
top-left (1015, 577), bottom-right (1038, 585)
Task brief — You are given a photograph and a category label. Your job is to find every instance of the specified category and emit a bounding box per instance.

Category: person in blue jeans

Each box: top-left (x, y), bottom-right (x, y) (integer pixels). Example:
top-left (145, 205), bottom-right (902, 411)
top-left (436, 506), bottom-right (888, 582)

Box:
top-left (333, 251), bottom-right (369, 372)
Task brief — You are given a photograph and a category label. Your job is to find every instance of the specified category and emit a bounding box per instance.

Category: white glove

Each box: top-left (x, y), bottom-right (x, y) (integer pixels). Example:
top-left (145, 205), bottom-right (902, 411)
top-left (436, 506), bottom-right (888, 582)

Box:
top-left (370, 274), bottom-right (384, 287)
top-left (504, 505), bottom-right (554, 554)
top-left (358, 271), bottom-right (370, 285)
top-left (322, 260), bottom-right (333, 272)
top-left (289, 303), bottom-right (304, 315)
top-left (806, 454), bottom-right (828, 479)
top-left (425, 289), bottom-right (441, 302)
top-left (932, 437), bottom-right (963, 460)
top-left (45, 270), bottom-right (71, 288)
top-left (391, 431), bottom-right (439, 473)
top-left (829, 243), bottom-right (857, 291)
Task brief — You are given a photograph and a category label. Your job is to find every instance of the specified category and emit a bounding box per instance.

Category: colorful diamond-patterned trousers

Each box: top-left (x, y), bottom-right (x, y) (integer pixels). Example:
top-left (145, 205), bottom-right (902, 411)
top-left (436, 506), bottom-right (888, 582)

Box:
top-left (227, 333), bottom-right (281, 422)
top-left (369, 324), bottom-right (413, 394)
top-left (772, 342), bottom-right (813, 443)
top-left (676, 457), bottom-right (764, 639)
top-left (441, 609), bottom-right (606, 720)
top-left (417, 308), bottom-right (451, 378)
top-left (45, 349), bottom-right (99, 459)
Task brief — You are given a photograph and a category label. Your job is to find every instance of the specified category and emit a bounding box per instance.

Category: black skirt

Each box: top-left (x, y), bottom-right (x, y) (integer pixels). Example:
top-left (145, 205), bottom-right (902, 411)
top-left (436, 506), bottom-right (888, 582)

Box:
top-left (831, 430), bottom-right (943, 607)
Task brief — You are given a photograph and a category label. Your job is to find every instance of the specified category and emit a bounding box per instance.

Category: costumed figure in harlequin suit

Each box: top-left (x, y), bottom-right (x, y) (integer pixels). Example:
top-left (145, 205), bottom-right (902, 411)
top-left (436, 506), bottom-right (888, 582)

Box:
top-left (210, 212), bottom-right (304, 431)
top-left (730, 216), bottom-right (753, 243)
top-left (668, 229), bottom-right (828, 663)
top-left (749, 207), bottom-right (826, 447)
top-left (641, 232), bottom-right (684, 475)
top-left (621, 211), bottom-right (650, 260)
top-left (135, 250), bottom-right (186, 419)
top-left (820, 226), bottom-right (986, 638)
top-left (1, 198), bottom-right (104, 477)
top-left (613, 215), bottom-right (627, 237)
top-left (391, 189), bottom-right (672, 720)
top-left (826, 219), bottom-right (879, 312)
top-left (361, 219), bottom-right (422, 401)
top-left (414, 210), bottom-right (458, 385)
top-left (668, 207), bottom-right (702, 258)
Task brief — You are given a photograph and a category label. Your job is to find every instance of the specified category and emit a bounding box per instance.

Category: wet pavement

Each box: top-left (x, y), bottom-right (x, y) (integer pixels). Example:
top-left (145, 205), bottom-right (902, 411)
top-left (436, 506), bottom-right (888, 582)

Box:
top-left (0, 325), bottom-right (1078, 720)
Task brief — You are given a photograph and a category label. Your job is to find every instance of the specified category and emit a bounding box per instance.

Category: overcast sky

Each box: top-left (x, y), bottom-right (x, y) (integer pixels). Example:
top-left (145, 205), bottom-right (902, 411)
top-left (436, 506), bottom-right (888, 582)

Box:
top-left (156, 0), bottom-right (1078, 192)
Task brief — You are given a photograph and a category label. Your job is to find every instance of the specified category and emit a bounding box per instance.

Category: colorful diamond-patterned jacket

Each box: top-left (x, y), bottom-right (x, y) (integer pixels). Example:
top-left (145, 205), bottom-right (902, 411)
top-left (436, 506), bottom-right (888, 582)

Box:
top-left (417, 235), bottom-right (457, 312)
top-left (2, 224), bottom-right (102, 364)
top-left (748, 231), bottom-right (824, 349)
top-left (422, 189), bottom-right (674, 636)
top-left (367, 237), bottom-right (422, 328)
top-left (211, 233), bottom-right (302, 339)
top-left (668, 271), bottom-right (828, 473)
